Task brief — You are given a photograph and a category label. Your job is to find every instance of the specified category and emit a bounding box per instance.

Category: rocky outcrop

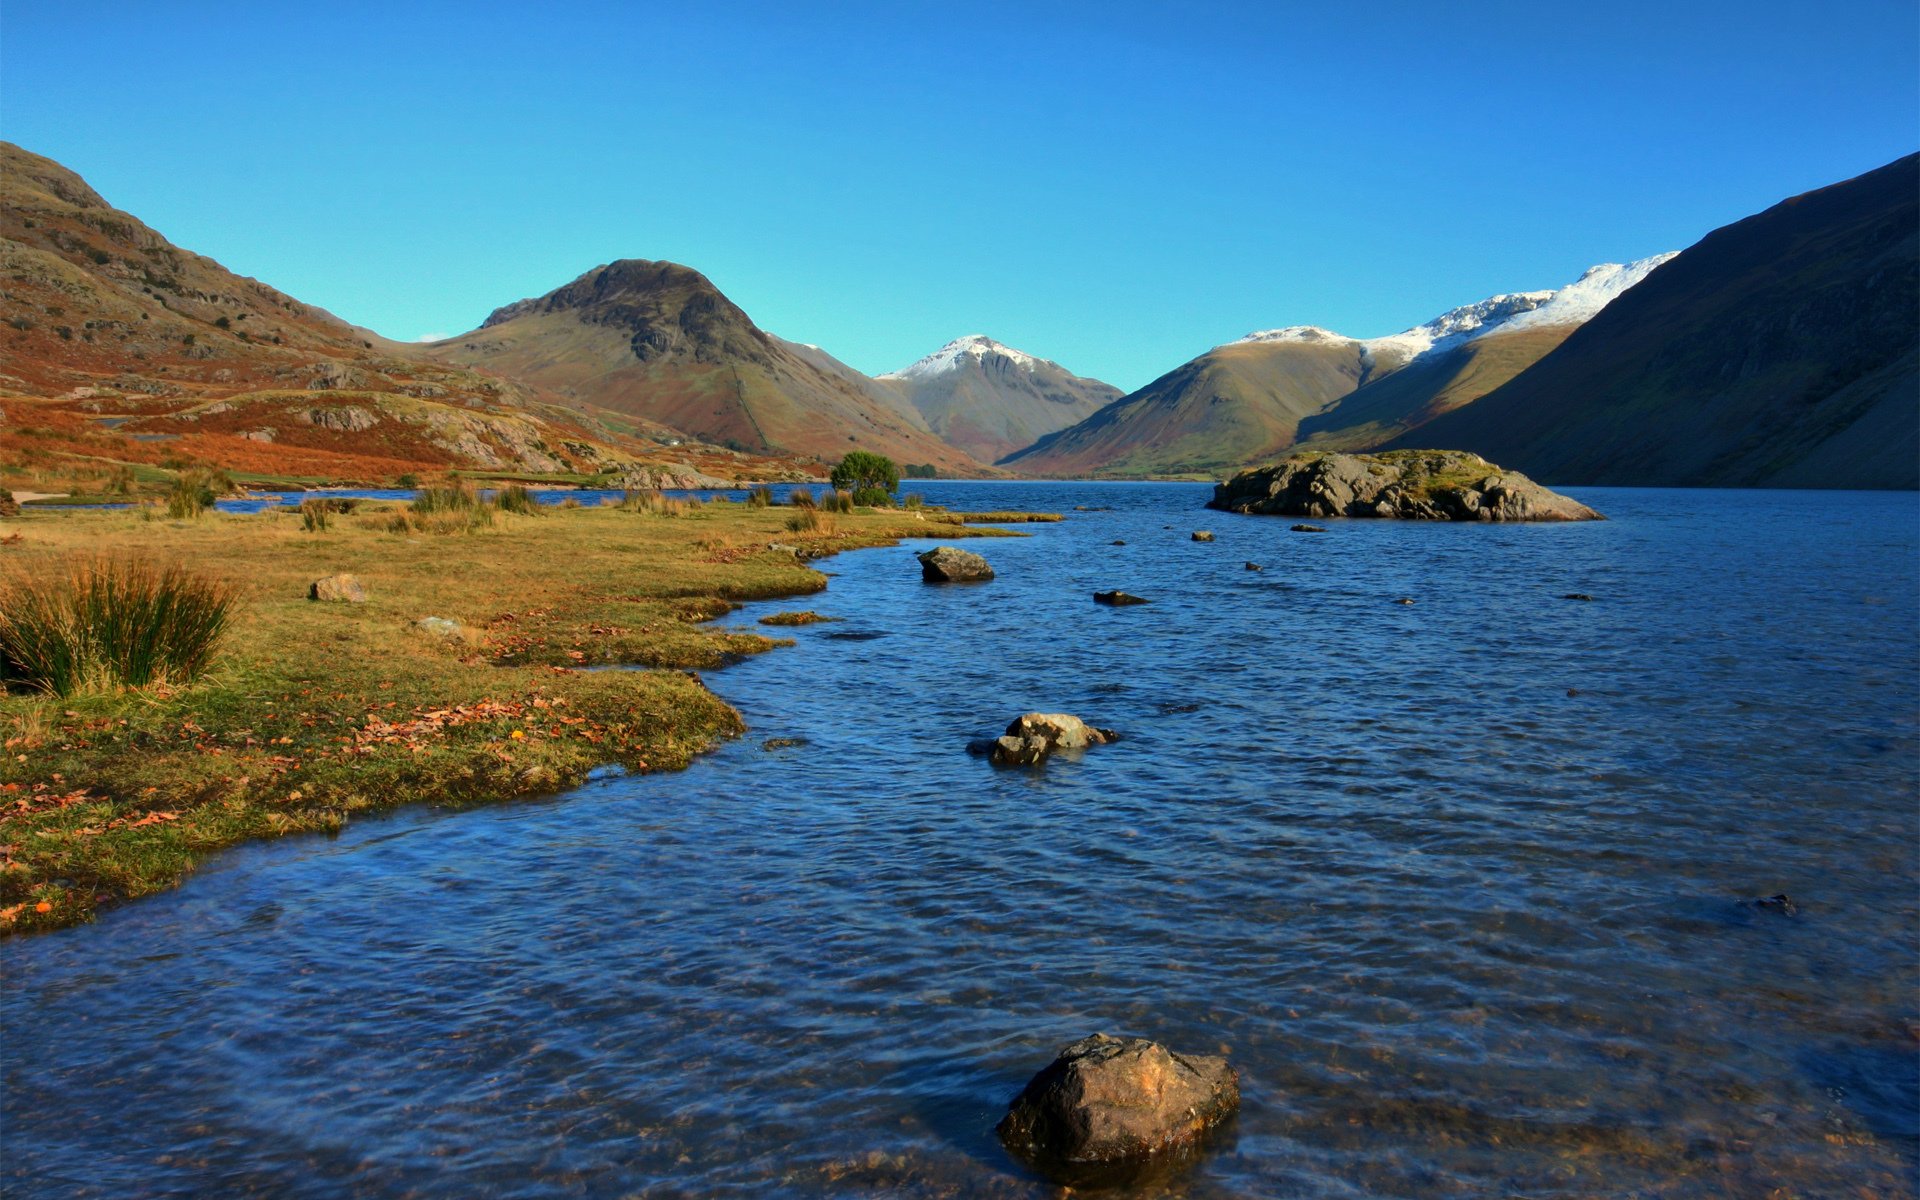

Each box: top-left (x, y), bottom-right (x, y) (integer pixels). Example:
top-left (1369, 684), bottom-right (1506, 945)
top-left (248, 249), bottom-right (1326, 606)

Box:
top-left (618, 464), bottom-right (734, 490)
top-left (308, 573), bottom-right (366, 602)
top-left (917, 546), bottom-right (994, 582)
top-left (977, 712), bottom-right (1115, 766)
top-left (1210, 450), bottom-right (1602, 522)
top-left (997, 1034), bottom-right (1239, 1177)
top-left (300, 405), bottom-right (379, 433)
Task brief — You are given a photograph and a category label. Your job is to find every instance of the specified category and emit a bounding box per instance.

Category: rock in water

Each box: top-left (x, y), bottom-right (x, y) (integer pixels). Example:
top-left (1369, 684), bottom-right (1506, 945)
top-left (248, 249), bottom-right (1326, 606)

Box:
top-left (997, 1034), bottom-right (1239, 1174)
top-left (1191, 530), bottom-right (1214, 542)
top-left (1093, 590), bottom-right (1150, 606)
top-left (982, 712), bottom-right (1116, 766)
top-left (1210, 450), bottom-right (1603, 522)
top-left (308, 573), bottom-right (367, 602)
top-left (1290, 524), bottom-right (1328, 533)
top-left (917, 546), bottom-right (994, 582)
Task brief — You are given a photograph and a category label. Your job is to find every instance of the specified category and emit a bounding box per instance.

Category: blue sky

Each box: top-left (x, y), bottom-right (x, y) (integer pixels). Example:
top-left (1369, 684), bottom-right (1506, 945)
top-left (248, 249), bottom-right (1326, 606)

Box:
top-left (4, 1), bottom-right (1914, 391)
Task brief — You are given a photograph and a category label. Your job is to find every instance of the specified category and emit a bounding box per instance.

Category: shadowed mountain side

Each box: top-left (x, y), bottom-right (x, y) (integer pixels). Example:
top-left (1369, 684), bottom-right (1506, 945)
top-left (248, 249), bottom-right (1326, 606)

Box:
top-left (433, 261), bottom-right (983, 474)
top-left (1392, 154), bottom-right (1920, 488)
top-left (1000, 340), bottom-right (1384, 477)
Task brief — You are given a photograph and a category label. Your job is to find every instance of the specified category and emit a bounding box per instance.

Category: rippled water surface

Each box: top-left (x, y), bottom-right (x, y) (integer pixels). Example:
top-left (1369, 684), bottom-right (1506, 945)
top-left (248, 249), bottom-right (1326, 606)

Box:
top-left (7, 483), bottom-right (1918, 1198)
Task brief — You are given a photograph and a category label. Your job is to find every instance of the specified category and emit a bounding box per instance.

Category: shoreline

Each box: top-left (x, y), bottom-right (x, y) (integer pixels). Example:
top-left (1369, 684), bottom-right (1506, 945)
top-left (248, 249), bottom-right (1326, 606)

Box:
top-left (0, 500), bottom-right (1039, 934)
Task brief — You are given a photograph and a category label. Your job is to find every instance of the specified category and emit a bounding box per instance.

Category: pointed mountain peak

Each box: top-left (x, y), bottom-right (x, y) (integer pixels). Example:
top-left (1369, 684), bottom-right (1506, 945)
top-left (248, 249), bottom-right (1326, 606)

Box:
top-left (880, 334), bottom-right (1043, 380)
top-left (481, 259), bottom-right (750, 330)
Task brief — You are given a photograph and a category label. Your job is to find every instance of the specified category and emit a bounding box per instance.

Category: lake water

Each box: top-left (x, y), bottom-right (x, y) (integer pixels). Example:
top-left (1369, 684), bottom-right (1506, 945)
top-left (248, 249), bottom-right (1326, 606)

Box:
top-left (5, 482), bottom-right (1917, 1198)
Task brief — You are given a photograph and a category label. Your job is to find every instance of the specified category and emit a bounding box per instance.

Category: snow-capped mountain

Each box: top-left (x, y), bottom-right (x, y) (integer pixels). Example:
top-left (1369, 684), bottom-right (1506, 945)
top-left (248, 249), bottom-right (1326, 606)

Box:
top-left (875, 334), bottom-right (1120, 465)
top-left (1231, 255), bottom-right (1678, 364)
top-left (1003, 253), bottom-right (1680, 478)
top-left (880, 334), bottom-right (1045, 381)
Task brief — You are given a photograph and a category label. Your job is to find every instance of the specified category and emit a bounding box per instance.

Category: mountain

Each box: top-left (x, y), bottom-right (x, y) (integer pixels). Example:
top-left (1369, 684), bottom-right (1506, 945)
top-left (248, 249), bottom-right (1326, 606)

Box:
top-left (0, 142), bottom-right (797, 485)
top-left (1386, 154), bottom-right (1920, 489)
top-left (873, 335), bottom-right (1120, 463)
top-left (1001, 257), bottom-right (1675, 478)
top-left (431, 261), bottom-right (981, 474)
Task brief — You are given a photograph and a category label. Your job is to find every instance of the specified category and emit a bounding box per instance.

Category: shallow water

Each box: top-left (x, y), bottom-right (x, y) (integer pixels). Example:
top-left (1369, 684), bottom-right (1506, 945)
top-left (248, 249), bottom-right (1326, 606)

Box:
top-left (6, 482), bottom-right (1918, 1198)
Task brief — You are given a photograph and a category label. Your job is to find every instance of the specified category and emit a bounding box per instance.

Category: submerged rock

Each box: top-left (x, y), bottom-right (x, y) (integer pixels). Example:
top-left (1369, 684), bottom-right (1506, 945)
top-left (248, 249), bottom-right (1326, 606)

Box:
top-left (1093, 590), bottom-right (1150, 606)
top-left (1210, 450), bottom-right (1603, 522)
top-left (1755, 893), bottom-right (1799, 915)
top-left (1191, 530), bottom-right (1214, 542)
top-left (308, 573), bottom-right (367, 603)
top-left (1290, 523), bottom-right (1328, 533)
top-left (1244, 562), bottom-right (1262, 571)
top-left (917, 546), bottom-right (994, 582)
top-left (1562, 592), bottom-right (1596, 601)
top-left (976, 712), bottom-right (1116, 766)
top-left (997, 1034), bottom-right (1239, 1177)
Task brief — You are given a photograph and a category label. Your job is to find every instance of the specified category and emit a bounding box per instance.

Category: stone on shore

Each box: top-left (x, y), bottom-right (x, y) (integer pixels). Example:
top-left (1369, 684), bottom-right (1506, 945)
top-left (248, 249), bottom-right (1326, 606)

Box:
top-left (975, 712), bottom-right (1116, 766)
top-left (1209, 450), bottom-right (1603, 522)
top-left (917, 546), bottom-right (994, 582)
top-left (997, 1034), bottom-right (1240, 1174)
top-left (308, 573), bottom-right (367, 602)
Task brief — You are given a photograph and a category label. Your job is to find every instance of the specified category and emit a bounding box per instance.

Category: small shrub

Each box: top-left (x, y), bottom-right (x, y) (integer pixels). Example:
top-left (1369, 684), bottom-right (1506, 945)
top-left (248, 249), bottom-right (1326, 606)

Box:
top-left (784, 509), bottom-right (835, 534)
top-left (821, 489), bottom-right (854, 514)
top-left (830, 450), bottom-right (899, 496)
top-left (386, 512), bottom-right (412, 534)
top-left (395, 472), bottom-right (420, 488)
top-left (104, 465), bottom-right (135, 496)
top-left (495, 484), bottom-right (540, 516)
top-left (788, 488), bottom-right (816, 509)
top-left (851, 486), bottom-right (891, 508)
top-left (165, 469), bottom-right (217, 519)
top-left (299, 497), bottom-right (332, 532)
top-left (0, 556), bottom-right (237, 697)
top-left (746, 485), bottom-right (774, 508)
top-left (412, 480), bottom-right (479, 515)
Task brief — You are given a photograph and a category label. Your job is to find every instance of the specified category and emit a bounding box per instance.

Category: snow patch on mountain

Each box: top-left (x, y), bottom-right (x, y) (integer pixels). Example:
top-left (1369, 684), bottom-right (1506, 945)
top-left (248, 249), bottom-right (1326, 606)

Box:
top-left (1231, 253), bottom-right (1678, 364)
top-left (882, 334), bottom-right (1042, 380)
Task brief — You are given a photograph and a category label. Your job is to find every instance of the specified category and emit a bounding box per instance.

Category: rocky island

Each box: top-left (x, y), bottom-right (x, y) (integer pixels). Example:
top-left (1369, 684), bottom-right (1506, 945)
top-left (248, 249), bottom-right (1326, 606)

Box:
top-left (1208, 449), bottom-right (1603, 522)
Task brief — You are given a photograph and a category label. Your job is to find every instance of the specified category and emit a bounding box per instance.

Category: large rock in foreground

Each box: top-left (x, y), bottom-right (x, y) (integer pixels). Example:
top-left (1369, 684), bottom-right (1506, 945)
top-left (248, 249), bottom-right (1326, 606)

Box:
top-left (1209, 450), bottom-right (1603, 522)
top-left (917, 546), bottom-right (994, 582)
top-left (997, 1034), bottom-right (1239, 1178)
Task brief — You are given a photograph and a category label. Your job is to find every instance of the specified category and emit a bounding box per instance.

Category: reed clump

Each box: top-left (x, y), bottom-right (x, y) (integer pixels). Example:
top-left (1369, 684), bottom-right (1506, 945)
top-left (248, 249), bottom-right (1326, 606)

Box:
top-left (788, 488), bottom-right (816, 508)
top-left (0, 556), bottom-right (238, 697)
top-left (411, 480), bottom-right (481, 515)
top-left (746, 485), bottom-right (774, 508)
top-left (821, 489), bottom-right (854, 514)
top-left (784, 508), bottom-right (836, 534)
top-left (494, 484), bottom-right (541, 516)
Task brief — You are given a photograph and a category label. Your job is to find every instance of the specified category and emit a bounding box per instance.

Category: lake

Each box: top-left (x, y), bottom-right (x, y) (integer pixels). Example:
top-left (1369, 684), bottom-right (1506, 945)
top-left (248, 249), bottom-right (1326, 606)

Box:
top-left (5, 482), bottom-right (1916, 1197)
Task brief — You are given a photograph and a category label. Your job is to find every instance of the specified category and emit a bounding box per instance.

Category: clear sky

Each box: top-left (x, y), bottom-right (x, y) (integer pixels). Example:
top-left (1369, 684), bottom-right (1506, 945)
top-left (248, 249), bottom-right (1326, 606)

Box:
top-left (4, 1), bottom-right (1914, 391)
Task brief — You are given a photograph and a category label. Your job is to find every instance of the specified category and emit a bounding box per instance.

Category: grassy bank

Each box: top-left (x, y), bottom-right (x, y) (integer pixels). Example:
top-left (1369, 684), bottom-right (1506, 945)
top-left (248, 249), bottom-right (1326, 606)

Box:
top-left (0, 499), bottom-right (1032, 934)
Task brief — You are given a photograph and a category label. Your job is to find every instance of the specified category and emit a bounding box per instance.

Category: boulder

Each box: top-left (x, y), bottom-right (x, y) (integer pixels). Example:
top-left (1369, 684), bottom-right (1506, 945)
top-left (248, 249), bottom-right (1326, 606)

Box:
top-left (1210, 450), bottom-right (1604, 522)
top-left (308, 573), bottom-right (367, 603)
top-left (1191, 530), bottom-right (1214, 542)
top-left (997, 1034), bottom-right (1239, 1174)
top-left (1244, 562), bottom-right (1262, 571)
top-left (1093, 590), bottom-right (1150, 606)
top-left (917, 546), bottom-right (994, 582)
top-left (414, 616), bottom-right (462, 639)
top-left (978, 712), bottom-right (1116, 766)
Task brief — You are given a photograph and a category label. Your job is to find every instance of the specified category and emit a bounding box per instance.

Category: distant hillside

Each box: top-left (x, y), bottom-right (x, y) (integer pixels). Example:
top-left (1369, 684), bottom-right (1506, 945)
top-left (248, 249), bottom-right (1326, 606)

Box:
top-left (0, 142), bottom-right (796, 486)
top-left (1389, 154), bottom-right (1920, 489)
top-left (1002, 258), bottom-right (1673, 478)
top-left (874, 335), bottom-right (1119, 463)
top-left (431, 260), bottom-right (982, 474)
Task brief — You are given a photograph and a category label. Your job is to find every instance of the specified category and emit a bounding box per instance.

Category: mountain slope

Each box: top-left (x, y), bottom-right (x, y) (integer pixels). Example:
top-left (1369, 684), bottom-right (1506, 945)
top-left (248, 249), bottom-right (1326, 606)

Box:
top-left (874, 335), bottom-right (1120, 462)
top-left (1387, 154), bottom-right (1920, 489)
top-left (432, 261), bottom-right (981, 474)
top-left (1003, 257), bottom-right (1674, 477)
top-left (0, 142), bottom-right (793, 485)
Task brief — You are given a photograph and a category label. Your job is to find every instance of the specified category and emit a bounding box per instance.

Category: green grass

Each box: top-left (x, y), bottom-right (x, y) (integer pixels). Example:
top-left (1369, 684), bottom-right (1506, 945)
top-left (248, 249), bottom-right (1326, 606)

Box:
top-left (757, 610), bottom-right (837, 626)
top-left (0, 502), bottom-right (1035, 933)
